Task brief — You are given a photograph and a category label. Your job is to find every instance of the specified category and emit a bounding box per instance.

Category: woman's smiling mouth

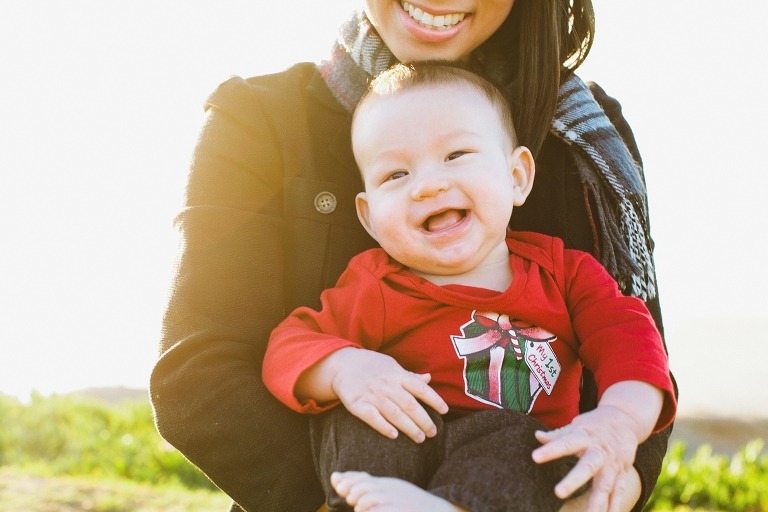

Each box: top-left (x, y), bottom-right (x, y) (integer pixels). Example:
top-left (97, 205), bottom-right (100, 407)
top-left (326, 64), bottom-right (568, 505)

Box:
top-left (400, 1), bottom-right (466, 30)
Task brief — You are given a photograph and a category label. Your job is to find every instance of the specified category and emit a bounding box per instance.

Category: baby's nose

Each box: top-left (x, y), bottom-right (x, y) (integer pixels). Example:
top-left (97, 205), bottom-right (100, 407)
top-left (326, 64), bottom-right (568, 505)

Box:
top-left (409, 169), bottom-right (450, 200)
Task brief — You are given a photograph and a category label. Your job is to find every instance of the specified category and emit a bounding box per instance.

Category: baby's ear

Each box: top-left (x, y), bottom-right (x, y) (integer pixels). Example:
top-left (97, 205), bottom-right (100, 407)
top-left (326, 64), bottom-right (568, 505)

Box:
top-left (356, 192), bottom-right (380, 243)
top-left (509, 146), bottom-right (535, 206)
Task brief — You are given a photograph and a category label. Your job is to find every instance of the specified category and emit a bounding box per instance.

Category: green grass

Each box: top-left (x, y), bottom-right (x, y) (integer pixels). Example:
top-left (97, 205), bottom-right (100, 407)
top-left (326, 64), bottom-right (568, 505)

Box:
top-left (1, 392), bottom-right (767, 511)
top-left (0, 466), bottom-right (229, 512)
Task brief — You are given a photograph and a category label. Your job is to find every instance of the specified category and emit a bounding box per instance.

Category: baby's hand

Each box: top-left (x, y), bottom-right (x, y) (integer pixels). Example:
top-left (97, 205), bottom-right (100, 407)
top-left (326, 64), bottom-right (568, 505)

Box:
top-left (331, 349), bottom-right (448, 443)
top-left (531, 406), bottom-right (640, 512)
top-left (531, 380), bottom-right (663, 512)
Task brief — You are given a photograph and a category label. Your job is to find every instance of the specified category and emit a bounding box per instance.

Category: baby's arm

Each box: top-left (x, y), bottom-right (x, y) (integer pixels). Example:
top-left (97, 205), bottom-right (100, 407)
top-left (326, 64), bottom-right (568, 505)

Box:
top-left (296, 347), bottom-right (449, 443)
top-left (532, 380), bottom-right (663, 512)
top-left (265, 254), bottom-right (447, 443)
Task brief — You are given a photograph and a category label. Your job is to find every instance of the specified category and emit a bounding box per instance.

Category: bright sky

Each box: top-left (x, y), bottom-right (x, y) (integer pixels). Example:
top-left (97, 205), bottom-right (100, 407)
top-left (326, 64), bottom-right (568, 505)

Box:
top-left (1, 1), bottom-right (766, 415)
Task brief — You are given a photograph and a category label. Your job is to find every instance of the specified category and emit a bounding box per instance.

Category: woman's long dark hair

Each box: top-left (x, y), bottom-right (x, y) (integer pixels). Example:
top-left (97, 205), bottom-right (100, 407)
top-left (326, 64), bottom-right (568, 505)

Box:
top-left (478, 0), bottom-right (594, 157)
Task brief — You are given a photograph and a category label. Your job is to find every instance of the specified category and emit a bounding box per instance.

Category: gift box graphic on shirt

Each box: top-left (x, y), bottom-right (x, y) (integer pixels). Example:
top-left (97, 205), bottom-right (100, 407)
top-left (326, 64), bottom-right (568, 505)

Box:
top-left (451, 311), bottom-right (561, 412)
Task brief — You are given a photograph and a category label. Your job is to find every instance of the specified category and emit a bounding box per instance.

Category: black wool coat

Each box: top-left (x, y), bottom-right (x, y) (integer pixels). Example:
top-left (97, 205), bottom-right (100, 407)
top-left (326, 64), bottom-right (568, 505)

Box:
top-left (150, 62), bottom-right (672, 512)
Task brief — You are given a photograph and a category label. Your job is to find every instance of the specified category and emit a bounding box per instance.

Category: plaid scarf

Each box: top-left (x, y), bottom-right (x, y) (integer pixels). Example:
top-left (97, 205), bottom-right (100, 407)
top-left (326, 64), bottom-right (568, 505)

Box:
top-left (318, 11), bottom-right (656, 300)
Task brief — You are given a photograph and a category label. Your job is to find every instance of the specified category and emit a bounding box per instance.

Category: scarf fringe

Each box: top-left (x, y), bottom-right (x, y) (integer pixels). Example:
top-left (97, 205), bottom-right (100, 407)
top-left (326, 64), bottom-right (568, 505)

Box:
top-left (552, 76), bottom-right (656, 300)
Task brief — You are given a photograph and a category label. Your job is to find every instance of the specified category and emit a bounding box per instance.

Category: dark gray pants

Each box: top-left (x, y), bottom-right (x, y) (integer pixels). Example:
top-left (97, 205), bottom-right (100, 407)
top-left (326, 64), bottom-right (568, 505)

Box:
top-left (310, 406), bottom-right (583, 512)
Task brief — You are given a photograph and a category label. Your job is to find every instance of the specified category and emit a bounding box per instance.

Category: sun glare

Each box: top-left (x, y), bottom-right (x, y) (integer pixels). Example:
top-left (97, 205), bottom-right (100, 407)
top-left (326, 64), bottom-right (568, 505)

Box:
top-left (0, 0), bottom-right (766, 417)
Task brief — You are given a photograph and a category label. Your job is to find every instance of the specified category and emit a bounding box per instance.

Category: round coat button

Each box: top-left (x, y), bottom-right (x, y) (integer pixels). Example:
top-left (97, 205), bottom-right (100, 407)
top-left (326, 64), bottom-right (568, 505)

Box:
top-left (314, 191), bottom-right (337, 214)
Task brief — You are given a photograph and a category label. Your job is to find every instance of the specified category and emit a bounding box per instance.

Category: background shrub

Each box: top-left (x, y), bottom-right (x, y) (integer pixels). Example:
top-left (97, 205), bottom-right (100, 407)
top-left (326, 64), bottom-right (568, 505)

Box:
top-left (0, 392), bottom-right (215, 490)
top-left (645, 439), bottom-right (768, 511)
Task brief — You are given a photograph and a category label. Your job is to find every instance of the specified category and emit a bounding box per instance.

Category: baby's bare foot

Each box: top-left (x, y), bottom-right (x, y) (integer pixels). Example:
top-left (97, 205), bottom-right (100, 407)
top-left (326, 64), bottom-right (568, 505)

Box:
top-left (331, 471), bottom-right (468, 512)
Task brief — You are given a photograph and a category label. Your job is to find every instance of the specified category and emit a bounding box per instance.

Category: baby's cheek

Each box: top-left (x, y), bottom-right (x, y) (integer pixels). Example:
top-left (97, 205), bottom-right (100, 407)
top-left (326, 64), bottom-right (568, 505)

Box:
top-left (380, 236), bottom-right (422, 268)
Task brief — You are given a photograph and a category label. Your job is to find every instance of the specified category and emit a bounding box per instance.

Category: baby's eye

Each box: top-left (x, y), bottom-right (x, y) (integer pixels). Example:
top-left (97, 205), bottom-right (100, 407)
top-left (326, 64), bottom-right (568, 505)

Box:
top-left (447, 151), bottom-right (467, 161)
top-left (386, 170), bottom-right (408, 181)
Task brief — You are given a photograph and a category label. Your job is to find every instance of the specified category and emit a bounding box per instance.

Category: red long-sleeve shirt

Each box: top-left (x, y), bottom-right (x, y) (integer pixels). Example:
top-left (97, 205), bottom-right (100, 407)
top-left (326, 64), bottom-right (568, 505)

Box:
top-left (263, 232), bottom-right (675, 431)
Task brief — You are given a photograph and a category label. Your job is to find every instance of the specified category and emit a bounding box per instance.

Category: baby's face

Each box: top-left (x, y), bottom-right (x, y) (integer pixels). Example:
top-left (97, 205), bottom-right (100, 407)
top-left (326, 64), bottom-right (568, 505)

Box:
top-left (353, 83), bottom-right (530, 276)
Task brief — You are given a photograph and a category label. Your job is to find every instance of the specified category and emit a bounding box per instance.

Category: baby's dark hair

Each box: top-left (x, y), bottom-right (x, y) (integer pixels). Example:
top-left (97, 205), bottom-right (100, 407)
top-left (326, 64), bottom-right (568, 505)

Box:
top-left (355, 62), bottom-right (518, 148)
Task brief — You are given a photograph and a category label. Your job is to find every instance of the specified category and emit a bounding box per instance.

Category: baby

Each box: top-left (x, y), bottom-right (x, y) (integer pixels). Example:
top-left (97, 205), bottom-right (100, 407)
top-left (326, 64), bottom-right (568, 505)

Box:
top-left (263, 63), bottom-right (675, 512)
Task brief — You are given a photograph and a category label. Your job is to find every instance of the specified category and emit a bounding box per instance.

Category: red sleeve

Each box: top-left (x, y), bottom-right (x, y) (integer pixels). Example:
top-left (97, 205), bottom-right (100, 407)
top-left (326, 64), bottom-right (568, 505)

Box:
top-left (563, 250), bottom-right (676, 432)
top-left (262, 258), bottom-right (385, 413)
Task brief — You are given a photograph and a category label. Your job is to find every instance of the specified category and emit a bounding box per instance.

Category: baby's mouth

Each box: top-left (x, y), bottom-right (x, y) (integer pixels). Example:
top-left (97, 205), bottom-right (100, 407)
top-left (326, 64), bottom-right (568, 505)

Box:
top-left (400, 1), bottom-right (466, 30)
top-left (423, 209), bottom-right (467, 232)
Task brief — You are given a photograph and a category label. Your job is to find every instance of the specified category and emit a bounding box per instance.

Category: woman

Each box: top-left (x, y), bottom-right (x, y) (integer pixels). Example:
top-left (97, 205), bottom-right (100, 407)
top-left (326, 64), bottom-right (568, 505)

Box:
top-left (150, 1), bottom-right (674, 511)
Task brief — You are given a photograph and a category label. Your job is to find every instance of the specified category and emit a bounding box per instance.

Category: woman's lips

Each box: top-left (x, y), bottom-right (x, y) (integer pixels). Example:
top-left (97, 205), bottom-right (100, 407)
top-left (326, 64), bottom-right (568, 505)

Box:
top-left (398, 1), bottom-right (468, 43)
top-left (401, 1), bottom-right (466, 28)
top-left (423, 209), bottom-right (467, 232)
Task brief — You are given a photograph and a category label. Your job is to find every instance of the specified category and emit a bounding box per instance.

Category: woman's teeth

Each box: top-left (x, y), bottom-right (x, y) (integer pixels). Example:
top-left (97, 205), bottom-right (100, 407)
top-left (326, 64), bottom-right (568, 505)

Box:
top-left (400, 2), bottom-right (465, 30)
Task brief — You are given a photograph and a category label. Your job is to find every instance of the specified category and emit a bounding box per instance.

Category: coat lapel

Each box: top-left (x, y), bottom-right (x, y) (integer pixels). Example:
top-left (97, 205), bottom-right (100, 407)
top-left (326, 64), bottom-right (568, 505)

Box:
top-left (306, 70), bottom-right (359, 178)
